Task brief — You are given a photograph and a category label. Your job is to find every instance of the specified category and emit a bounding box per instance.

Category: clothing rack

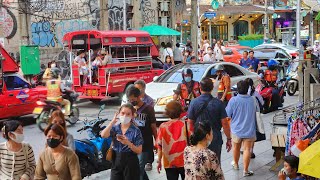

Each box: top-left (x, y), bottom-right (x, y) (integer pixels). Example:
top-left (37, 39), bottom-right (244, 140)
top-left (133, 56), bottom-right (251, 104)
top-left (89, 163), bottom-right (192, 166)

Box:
top-left (272, 98), bottom-right (320, 126)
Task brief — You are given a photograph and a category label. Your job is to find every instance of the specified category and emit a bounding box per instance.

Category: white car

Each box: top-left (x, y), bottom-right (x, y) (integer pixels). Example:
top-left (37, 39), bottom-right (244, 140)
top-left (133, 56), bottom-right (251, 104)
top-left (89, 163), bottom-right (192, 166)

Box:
top-left (123, 62), bottom-right (260, 122)
top-left (253, 43), bottom-right (299, 57)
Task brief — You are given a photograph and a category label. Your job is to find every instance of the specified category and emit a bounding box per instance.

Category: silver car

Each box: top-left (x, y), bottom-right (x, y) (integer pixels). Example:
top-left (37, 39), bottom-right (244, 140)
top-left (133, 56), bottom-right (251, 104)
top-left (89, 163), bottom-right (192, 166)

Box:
top-left (123, 62), bottom-right (260, 122)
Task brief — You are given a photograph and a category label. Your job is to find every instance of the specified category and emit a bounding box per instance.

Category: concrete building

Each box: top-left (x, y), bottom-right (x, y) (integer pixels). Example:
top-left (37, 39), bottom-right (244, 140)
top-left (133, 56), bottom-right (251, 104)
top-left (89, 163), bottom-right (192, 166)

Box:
top-left (0, 0), bottom-right (184, 65)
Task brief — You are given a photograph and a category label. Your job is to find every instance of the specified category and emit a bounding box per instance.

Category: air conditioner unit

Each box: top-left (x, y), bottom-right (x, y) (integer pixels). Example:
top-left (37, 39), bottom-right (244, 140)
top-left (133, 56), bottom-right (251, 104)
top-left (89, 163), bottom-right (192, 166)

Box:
top-left (160, 2), bottom-right (169, 11)
top-left (161, 17), bottom-right (168, 27)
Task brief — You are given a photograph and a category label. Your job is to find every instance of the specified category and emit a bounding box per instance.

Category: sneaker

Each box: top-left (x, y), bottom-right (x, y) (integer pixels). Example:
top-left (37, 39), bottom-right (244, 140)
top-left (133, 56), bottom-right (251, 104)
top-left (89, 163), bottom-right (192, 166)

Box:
top-left (145, 163), bottom-right (152, 171)
top-left (243, 171), bottom-right (254, 177)
top-left (251, 153), bottom-right (256, 159)
top-left (231, 161), bottom-right (239, 170)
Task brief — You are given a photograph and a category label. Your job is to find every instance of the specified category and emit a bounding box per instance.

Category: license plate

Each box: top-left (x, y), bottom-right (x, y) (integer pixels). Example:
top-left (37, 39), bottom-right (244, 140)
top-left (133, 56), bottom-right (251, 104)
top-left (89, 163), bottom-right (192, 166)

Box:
top-left (33, 107), bottom-right (43, 114)
top-left (87, 89), bottom-right (98, 96)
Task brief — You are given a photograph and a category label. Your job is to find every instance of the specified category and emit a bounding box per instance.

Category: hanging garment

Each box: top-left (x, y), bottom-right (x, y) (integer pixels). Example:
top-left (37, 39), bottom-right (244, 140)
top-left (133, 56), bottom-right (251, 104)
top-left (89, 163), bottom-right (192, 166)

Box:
top-left (288, 118), bottom-right (309, 155)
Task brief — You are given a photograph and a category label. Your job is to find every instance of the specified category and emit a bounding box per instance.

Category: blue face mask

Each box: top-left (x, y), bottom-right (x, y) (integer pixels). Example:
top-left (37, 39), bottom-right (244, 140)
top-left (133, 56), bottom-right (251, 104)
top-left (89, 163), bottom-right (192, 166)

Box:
top-left (185, 77), bottom-right (192, 83)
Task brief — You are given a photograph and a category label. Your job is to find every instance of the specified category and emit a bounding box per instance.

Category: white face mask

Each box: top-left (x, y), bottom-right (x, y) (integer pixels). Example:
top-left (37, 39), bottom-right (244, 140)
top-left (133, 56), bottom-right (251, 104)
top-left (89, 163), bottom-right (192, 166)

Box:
top-left (208, 50), bottom-right (213, 54)
top-left (10, 132), bottom-right (24, 143)
top-left (119, 116), bottom-right (131, 125)
top-left (51, 64), bottom-right (56, 68)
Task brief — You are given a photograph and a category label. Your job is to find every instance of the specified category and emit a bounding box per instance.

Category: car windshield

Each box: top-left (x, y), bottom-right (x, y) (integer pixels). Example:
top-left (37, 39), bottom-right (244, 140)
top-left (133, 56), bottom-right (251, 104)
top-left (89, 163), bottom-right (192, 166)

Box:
top-left (283, 45), bottom-right (298, 50)
top-left (155, 64), bottom-right (209, 83)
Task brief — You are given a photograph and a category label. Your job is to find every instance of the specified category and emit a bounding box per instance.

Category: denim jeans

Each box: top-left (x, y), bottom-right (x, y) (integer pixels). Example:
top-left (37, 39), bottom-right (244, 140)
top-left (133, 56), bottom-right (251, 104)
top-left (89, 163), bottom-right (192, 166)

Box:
top-left (137, 152), bottom-right (149, 180)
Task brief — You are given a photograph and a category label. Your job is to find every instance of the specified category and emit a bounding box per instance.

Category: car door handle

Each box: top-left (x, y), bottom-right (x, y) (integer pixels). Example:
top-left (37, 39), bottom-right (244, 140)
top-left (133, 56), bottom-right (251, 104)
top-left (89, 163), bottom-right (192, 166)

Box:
top-left (9, 94), bottom-right (14, 97)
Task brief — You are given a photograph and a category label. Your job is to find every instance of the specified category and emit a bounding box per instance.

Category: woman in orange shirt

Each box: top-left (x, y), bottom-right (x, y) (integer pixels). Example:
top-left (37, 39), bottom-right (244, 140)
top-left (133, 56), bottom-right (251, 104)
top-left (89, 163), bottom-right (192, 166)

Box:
top-left (156, 101), bottom-right (192, 180)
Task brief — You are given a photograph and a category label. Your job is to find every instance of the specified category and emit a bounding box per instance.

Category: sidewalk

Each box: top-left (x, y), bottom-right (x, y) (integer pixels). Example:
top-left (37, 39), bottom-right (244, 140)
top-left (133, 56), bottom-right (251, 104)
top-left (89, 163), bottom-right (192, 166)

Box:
top-left (84, 95), bottom-right (298, 180)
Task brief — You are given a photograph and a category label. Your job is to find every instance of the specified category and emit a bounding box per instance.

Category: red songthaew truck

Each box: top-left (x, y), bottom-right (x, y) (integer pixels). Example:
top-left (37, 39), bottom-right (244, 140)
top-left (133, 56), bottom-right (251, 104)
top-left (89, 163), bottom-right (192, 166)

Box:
top-left (63, 30), bottom-right (164, 102)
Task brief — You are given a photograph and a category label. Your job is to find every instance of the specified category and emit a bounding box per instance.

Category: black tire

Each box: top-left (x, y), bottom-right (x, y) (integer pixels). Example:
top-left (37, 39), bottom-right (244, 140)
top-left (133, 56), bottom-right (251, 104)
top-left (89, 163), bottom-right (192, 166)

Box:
top-left (67, 107), bottom-right (79, 125)
top-left (287, 83), bottom-right (297, 96)
top-left (36, 111), bottom-right (50, 132)
top-left (79, 158), bottom-right (94, 178)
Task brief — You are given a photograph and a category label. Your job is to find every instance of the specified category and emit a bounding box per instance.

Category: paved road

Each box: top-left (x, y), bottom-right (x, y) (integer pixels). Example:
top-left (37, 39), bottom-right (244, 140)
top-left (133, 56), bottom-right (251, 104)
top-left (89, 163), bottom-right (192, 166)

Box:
top-left (0, 95), bottom-right (299, 180)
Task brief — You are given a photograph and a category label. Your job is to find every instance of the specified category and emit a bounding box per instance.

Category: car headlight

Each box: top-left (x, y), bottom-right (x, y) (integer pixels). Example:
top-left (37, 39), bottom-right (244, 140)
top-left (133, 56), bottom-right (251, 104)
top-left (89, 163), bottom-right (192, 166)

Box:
top-left (157, 96), bottom-right (174, 106)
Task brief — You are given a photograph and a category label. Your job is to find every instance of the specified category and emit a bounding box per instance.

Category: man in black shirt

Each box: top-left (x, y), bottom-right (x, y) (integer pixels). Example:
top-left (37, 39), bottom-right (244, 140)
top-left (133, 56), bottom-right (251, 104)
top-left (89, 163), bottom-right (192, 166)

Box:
top-left (126, 85), bottom-right (157, 180)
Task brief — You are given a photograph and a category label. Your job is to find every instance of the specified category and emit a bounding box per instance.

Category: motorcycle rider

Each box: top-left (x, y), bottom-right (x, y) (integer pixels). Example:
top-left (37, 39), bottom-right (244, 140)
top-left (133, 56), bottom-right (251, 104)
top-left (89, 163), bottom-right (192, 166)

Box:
top-left (46, 68), bottom-right (71, 116)
top-left (261, 59), bottom-right (282, 108)
top-left (173, 68), bottom-right (201, 110)
top-left (214, 65), bottom-right (232, 106)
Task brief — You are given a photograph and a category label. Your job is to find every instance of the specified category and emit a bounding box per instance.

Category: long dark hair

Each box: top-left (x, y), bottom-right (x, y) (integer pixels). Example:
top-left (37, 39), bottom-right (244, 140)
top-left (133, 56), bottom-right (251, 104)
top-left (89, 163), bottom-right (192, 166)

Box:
top-left (190, 121), bottom-right (212, 146)
top-left (245, 78), bottom-right (255, 96)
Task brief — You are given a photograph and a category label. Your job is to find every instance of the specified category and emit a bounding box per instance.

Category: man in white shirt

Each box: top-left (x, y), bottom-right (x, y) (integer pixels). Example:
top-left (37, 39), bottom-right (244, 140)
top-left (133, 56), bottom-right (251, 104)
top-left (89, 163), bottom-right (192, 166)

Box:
top-left (173, 43), bottom-right (183, 64)
top-left (214, 40), bottom-right (225, 61)
top-left (203, 47), bottom-right (216, 62)
top-left (163, 42), bottom-right (174, 63)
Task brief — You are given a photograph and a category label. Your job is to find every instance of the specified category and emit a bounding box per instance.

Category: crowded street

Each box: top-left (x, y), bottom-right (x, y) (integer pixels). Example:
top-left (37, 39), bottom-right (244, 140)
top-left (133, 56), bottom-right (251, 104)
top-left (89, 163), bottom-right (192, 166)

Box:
top-left (0, 95), bottom-right (298, 180)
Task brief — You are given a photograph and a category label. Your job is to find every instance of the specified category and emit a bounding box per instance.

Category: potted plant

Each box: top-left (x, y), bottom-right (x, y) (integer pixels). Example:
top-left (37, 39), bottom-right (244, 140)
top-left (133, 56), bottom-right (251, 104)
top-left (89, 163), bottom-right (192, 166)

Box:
top-left (238, 34), bottom-right (264, 48)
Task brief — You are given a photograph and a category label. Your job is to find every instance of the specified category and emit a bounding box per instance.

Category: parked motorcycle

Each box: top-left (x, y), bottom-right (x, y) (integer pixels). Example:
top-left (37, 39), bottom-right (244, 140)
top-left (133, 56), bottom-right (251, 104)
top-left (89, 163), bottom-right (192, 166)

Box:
top-left (286, 60), bottom-right (299, 96)
top-left (256, 78), bottom-right (287, 113)
top-left (33, 91), bottom-right (80, 131)
top-left (75, 105), bottom-right (112, 178)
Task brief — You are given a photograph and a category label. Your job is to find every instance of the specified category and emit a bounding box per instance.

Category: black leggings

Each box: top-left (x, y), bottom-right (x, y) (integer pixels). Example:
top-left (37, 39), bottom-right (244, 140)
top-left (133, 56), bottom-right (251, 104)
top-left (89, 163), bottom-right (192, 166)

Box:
top-left (111, 152), bottom-right (140, 180)
top-left (165, 167), bottom-right (185, 180)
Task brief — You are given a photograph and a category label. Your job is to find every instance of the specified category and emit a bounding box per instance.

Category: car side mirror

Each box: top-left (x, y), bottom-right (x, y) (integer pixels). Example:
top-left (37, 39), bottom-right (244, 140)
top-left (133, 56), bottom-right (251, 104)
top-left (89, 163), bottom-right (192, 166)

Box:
top-left (153, 76), bottom-right (159, 81)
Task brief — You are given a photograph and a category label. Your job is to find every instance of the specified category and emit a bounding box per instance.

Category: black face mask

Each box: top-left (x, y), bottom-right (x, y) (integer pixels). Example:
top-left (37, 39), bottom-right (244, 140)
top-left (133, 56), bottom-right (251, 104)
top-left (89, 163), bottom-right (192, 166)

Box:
top-left (47, 138), bottom-right (61, 148)
top-left (130, 101), bottom-right (138, 106)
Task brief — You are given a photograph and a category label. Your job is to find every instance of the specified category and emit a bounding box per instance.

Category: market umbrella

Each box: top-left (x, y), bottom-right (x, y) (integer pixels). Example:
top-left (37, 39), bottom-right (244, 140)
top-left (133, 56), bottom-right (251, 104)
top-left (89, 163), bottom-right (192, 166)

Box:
top-left (139, 24), bottom-right (181, 36)
top-left (298, 139), bottom-right (320, 178)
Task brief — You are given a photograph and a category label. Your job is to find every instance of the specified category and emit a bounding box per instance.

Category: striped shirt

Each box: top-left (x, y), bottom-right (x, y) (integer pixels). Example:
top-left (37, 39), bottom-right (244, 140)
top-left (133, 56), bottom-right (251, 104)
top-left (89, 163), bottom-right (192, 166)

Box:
top-left (0, 142), bottom-right (36, 180)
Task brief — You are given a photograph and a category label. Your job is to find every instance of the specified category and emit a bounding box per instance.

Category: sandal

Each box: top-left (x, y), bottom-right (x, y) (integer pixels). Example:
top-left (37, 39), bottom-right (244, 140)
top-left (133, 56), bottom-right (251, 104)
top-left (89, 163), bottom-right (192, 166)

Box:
top-left (231, 161), bottom-right (239, 170)
top-left (243, 171), bottom-right (254, 177)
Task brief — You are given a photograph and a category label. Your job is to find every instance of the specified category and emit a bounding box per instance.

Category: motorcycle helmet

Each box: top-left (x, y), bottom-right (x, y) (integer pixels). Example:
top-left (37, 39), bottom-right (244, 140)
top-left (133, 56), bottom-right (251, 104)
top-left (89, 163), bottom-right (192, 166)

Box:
top-left (267, 59), bottom-right (280, 70)
top-left (182, 68), bottom-right (193, 80)
top-left (50, 67), bottom-right (61, 79)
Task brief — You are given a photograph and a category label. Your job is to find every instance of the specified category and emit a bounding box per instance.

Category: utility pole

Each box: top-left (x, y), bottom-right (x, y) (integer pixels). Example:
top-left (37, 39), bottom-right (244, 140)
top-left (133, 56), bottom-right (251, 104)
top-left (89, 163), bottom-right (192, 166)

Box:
top-left (296, 0), bottom-right (304, 102)
top-left (123, 0), bottom-right (126, 30)
top-left (263, 0), bottom-right (268, 42)
top-left (191, 0), bottom-right (198, 56)
top-left (100, 0), bottom-right (109, 30)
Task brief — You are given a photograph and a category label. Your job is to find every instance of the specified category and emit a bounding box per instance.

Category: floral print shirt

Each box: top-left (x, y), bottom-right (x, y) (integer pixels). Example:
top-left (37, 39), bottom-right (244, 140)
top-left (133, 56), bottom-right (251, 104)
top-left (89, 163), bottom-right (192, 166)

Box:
top-left (184, 146), bottom-right (224, 180)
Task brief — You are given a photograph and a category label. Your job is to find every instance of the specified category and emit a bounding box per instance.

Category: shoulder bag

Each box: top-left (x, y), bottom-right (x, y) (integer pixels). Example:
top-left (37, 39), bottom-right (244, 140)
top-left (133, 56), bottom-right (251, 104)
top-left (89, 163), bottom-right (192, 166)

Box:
top-left (106, 134), bottom-right (115, 161)
top-left (253, 97), bottom-right (266, 142)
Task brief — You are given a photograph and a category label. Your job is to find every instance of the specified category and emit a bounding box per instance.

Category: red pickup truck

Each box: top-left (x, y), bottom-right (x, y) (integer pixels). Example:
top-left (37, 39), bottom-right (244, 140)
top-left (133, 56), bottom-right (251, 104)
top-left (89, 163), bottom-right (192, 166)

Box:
top-left (63, 30), bottom-right (164, 101)
top-left (0, 45), bottom-right (47, 119)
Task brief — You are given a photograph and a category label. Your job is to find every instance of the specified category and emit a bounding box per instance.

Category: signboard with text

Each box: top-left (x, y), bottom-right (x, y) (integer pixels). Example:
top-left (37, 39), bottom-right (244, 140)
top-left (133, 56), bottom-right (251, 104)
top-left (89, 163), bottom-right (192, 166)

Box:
top-left (204, 12), bottom-right (217, 19)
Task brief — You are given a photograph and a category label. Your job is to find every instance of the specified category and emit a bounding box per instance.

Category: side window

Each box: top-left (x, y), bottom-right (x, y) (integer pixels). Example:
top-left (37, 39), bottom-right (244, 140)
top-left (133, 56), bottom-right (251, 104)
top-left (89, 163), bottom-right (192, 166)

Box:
top-left (206, 67), bottom-right (218, 79)
top-left (4, 76), bottom-right (29, 90)
top-left (277, 52), bottom-right (287, 59)
top-left (224, 65), bottom-right (244, 77)
top-left (224, 49), bottom-right (233, 55)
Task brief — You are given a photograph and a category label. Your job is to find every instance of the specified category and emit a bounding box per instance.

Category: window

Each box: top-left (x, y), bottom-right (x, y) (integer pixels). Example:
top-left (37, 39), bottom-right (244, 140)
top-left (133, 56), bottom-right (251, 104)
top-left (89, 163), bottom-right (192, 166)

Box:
top-left (224, 65), bottom-right (244, 77)
top-left (112, 37), bottom-right (122, 43)
top-left (276, 52), bottom-right (287, 59)
top-left (139, 37), bottom-right (149, 42)
top-left (156, 65), bottom-right (207, 83)
top-left (4, 76), bottom-right (29, 90)
top-left (224, 49), bottom-right (233, 55)
top-left (125, 46), bottom-right (138, 58)
top-left (110, 47), bottom-right (124, 59)
top-left (139, 47), bottom-right (150, 57)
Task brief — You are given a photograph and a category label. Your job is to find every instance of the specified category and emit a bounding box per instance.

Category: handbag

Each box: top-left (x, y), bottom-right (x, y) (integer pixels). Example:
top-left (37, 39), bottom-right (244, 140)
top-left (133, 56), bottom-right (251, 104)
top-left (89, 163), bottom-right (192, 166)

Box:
top-left (106, 142), bottom-right (113, 161)
top-left (253, 97), bottom-right (265, 134)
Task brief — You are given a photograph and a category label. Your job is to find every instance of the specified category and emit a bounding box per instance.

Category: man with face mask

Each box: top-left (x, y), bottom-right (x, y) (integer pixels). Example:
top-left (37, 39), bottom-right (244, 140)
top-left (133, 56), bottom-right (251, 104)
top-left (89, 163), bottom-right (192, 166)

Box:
top-left (203, 47), bottom-right (216, 62)
top-left (126, 85), bottom-right (157, 180)
top-left (173, 68), bottom-right (201, 110)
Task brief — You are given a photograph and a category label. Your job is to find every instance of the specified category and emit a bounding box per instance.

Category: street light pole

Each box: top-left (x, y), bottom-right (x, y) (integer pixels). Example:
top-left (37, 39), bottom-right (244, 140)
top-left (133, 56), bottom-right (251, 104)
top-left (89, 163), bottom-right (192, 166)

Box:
top-left (263, 0), bottom-right (268, 41)
top-left (191, 0), bottom-right (198, 55)
top-left (296, 0), bottom-right (304, 102)
top-left (123, 0), bottom-right (127, 30)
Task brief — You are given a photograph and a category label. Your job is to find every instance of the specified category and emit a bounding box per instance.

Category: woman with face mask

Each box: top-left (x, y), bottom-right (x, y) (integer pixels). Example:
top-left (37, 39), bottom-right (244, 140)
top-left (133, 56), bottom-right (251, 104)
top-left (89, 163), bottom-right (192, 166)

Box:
top-left (278, 156), bottom-right (305, 180)
top-left (34, 124), bottom-right (81, 180)
top-left (101, 103), bottom-right (143, 180)
top-left (0, 120), bottom-right (36, 180)
top-left (184, 121), bottom-right (225, 180)
top-left (156, 101), bottom-right (192, 180)
top-left (183, 50), bottom-right (192, 63)
top-left (49, 110), bottom-right (75, 150)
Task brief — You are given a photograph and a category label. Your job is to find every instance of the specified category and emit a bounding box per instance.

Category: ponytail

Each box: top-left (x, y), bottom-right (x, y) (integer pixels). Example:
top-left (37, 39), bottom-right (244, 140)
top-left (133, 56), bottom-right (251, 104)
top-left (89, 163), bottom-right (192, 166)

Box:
top-left (189, 121), bottom-right (212, 146)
